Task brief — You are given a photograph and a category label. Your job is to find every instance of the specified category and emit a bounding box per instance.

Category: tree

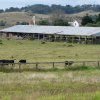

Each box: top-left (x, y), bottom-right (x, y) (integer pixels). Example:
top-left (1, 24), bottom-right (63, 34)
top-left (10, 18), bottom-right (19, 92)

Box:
top-left (38, 20), bottom-right (49, 25)
top-left (51, 9), bottom-right (65, 21)
top-left (96, 14), bottom-right (100, 22)
top-left (0, 9), bottom-right (4, 13)
top-left (53, 19), bottom-right (69, 26)
top-left (81, 14), bottom-right (93, 26)
top-left (5, 7), bottom-right (20, 12)
top-left (16, 21), bottom-right (29, 25)
top-left (0, 20), bottom-right (6, 26)
top-left (22, 4), bottom-right (51, 14)
top-left (50, 9), bottom-right (69, 26)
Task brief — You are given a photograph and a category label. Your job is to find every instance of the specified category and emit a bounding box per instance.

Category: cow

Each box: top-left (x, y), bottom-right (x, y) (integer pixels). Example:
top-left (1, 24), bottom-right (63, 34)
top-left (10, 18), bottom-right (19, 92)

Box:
top-left (0, 60), bottom-right (15, 69)
top-left (19, 60), bottom-right (26, 63)
top-left (0, 60), bottom-right (14, 64)
top-left (65, 61), bottom-right (74, 67)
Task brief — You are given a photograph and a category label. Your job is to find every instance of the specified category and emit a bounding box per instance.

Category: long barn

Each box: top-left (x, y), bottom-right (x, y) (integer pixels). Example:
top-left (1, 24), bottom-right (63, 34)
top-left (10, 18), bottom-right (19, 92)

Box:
top-left (0, 25), bottom-right (100, 44)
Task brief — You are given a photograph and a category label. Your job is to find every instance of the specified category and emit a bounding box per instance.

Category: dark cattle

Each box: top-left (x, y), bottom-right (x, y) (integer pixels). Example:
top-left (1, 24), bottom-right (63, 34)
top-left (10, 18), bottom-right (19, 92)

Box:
top-left (0, 60), bottom-right (14, 64)
top-left (0, 60), bottom-right (15, 68)
top-left (65, 61), bottom-right (74, 66)
top-left (19, 60), bottom-right (26, 63)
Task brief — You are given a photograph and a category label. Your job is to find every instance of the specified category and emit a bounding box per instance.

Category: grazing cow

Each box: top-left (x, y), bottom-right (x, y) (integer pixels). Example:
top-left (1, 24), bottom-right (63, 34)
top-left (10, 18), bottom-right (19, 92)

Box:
top-left (65, 61), bottom-right (74, 66)
top-left (0, 60), bottom-right (14, 64)
top-left (19, 60), bottom-right (26, 63)
top-left (0, 60), bottom-right (15, 68)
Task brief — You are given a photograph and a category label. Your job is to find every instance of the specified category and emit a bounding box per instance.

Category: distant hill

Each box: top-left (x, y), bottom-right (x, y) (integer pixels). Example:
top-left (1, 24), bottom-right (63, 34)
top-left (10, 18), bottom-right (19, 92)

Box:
top-left (0, 10), bottom-right (100, 29)
top-left (1, 4), bottom-right (100, 14)
top-left (0, 12), bottom-right (50, 28)
top-left (0, 4), bottom-right (100, 28)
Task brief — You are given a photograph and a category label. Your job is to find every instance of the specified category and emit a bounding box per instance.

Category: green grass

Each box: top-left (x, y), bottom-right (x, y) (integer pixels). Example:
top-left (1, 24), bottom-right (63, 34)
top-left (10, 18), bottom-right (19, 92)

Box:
top-left (0, 39), bottom-right (100, 100)
top-left (0, 39), bottom-right (100, 62)
top-left (0, 69), bottom-right (99, 100)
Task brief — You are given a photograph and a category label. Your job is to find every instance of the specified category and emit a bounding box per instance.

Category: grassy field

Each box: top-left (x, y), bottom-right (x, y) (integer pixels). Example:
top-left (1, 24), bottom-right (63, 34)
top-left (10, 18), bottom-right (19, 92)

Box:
top-left (0, 39), bottom-right (100, 100)
top-left (0, 39), bottom-right (100, 62)
top-left (0, 67), bottom-right (100, 100)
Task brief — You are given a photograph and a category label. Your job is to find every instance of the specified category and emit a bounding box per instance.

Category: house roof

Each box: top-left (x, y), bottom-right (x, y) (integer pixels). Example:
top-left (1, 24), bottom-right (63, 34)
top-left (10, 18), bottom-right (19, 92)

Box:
top-left (1, 25), bottom-right (100, 36)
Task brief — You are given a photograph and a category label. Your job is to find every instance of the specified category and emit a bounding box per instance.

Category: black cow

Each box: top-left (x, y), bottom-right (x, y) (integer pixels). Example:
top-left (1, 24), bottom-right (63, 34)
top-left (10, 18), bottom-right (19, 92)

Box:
top-left (0, 60), bottom-right (14, 64)
top-left (0, 60), bottom-right (15, 68)
top-left (65, 61), bottom-right (74, 66)
top-left (19, 60), bottom-right (26, 63)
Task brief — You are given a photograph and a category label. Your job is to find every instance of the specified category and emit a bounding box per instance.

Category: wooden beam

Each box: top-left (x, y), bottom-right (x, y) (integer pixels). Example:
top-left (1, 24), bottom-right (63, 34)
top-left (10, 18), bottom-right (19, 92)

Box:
top-left (54, 34), bottom-right (57, 41)
top-left (43, 34), bottom-right (45, 40)
top-left (85, 36), bottom-right (87, 44)
top-left (91, 36), bottom-right (94, 44)
top-left (38, 34), bottom-right (40, 40)
top-left (72, 36), bottom-right (74, 43)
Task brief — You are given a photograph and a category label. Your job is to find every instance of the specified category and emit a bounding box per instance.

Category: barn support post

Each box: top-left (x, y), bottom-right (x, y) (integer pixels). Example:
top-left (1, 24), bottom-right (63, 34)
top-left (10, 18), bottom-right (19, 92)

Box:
top-left (78, 36), bottom-right (81, 44)
top-left (85, 36), bottom-right (87, 44)
top-left (38, 34), bottom-right (40, 40)
top-left (43, 34), bottom-right (45, 40)
top-left (67, 36), bottom-right (70, 43)
top-left (72, 36), bottom-right (74, 43)
top-left (65, 36), bottom-right (68, 42)
top-left (91, 36), bottom-right (94, 44)
top-left (60, 35), bottom-right (62, 42)
top-left (32, 34), bottom-right (35, 39)
top-left (48, 35), bottom-right (51, 41)
top-left (54, 34), bottom-right (57, 42)
top-left (63, 35), bottom-right (66, 42)
top-left (16, 33), bottom-right (18, 38)
top-left (47, 35), bottom-right (49, 41)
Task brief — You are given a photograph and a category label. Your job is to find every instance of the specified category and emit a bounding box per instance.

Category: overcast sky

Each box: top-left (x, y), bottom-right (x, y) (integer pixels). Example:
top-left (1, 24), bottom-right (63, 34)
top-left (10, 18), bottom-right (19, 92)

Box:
top-left (0, 0), bottom-right (100, 9)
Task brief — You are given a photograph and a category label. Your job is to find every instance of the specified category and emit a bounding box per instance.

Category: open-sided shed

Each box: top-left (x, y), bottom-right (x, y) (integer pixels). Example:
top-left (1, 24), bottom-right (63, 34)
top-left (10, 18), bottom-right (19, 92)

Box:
top-left (0, 25), bottom-right (100, 44)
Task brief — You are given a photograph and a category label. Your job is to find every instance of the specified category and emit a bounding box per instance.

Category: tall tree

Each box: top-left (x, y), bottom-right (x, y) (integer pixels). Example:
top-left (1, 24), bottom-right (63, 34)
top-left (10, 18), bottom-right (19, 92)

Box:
top-left (50, 9), bottom-right (69, 26)
top-left (38, 20), bottom-right (49, 25)
top-left (53, 19), bottom-right (69, 26)
top-left (81, 14), bottom-right (93, 26)
top-left (96, 14), bottom-right (100, 22)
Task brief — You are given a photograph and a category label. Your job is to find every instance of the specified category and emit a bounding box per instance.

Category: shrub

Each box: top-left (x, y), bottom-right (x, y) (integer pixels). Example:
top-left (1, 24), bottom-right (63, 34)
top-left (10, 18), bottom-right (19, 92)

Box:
top-left (0, 40), bottom-right (3, 44)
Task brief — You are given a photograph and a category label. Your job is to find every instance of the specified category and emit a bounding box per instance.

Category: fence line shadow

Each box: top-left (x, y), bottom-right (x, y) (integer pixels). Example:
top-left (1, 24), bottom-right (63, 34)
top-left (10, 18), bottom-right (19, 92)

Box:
top-left (0, 65), bottom-right (99, 73)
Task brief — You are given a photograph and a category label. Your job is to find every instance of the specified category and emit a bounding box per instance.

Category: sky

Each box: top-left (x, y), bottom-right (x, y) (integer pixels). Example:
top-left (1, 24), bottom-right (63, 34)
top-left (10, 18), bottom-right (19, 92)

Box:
top-left (0, 0), bottom-right (100, 9)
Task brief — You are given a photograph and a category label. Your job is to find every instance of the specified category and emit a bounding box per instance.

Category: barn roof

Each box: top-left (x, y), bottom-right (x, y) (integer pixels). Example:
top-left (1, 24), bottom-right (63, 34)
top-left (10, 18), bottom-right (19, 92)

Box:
top-left (1, 25), bottom-right (100, 36)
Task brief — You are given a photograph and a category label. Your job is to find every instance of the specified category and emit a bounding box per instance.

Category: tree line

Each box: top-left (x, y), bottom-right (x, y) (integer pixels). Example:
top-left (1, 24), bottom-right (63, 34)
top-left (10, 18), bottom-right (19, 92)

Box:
top-left (1, 4), bottom-right (100, 14)
top-left (81, 14), bottom-right (100, 26)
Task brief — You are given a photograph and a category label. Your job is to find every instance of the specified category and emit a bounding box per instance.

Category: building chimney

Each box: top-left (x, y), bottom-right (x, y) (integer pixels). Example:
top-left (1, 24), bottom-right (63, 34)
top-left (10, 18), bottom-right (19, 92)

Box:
top-left (32, 16), bottom-right (36, 25)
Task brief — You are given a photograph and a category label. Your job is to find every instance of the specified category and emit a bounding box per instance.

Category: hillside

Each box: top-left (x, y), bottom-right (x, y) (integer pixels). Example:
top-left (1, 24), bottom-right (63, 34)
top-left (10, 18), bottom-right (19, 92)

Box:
top-left (0, 10), bottom-right (100, 29)
top-left (0, 12), bottom-right (33, 27)
top-left (0, 12), bottom-right (50, 28)
top-left (3, 4), bottom-right (100, 14)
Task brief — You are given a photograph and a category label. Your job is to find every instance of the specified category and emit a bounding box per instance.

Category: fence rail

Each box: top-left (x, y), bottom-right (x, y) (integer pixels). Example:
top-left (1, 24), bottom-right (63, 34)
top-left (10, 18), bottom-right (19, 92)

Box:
top-left (0, 60), bottom-right (100, 71)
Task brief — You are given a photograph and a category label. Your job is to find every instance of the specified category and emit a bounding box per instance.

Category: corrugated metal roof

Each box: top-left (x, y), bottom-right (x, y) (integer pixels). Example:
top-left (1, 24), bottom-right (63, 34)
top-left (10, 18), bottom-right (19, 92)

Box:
top-left (1, 25), bottom-right (100, 36)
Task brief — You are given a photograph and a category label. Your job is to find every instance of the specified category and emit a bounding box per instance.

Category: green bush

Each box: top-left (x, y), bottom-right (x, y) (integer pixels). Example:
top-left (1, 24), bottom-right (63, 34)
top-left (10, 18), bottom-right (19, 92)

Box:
top-left (0, 20), bottom-right (6, 26)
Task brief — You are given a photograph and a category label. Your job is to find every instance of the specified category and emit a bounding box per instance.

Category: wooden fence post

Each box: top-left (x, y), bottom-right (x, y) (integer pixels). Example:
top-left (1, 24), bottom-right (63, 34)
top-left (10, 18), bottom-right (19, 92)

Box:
top-left (53, 62), bottom-right (55, 68)
top-left (19, 63), bottom-right (21, 72)
top-left (36, 63), bottom-right (38, 70)
top-left (11, 64), bottom-right (14, 70)
top-left (97, 61), bottom-right (100, 67)
top-left (83, 61), bottom-right (86, 66)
